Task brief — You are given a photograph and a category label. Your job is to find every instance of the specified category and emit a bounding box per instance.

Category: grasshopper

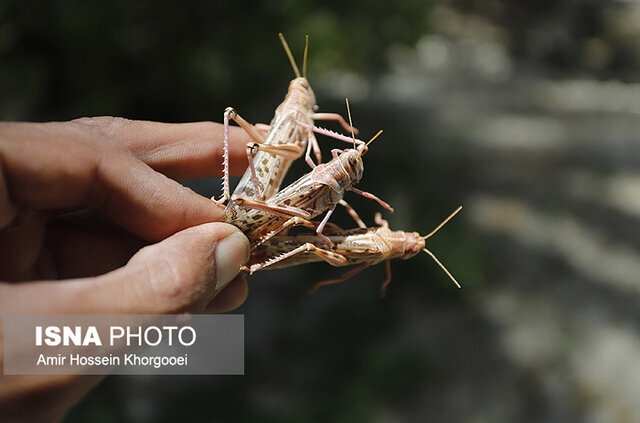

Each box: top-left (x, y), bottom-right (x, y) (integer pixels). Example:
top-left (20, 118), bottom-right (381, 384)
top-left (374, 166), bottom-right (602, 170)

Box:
top-left (244, 207), bottom-right (462, 297)
top-left (227, 125), bottom-right (393, 249)
top-left (217, 34), bottom-right (357, 227)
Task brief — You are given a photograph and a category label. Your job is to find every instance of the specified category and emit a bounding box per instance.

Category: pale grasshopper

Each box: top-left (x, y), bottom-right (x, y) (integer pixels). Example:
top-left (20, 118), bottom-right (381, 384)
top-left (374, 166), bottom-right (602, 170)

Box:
top-left (244, 207), bottom-right (463, 297)
top-left (227, 123), bottom-right (393, 249)
top-left (217, 34), bottom-right (357, 229)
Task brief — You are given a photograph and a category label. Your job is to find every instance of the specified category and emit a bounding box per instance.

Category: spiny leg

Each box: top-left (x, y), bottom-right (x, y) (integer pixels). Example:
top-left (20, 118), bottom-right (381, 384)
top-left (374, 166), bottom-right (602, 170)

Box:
top-left (295, 120), bottom-right (366, 149)
top-left (230, 195), bottom-right (312, 220)
top-left (215, 107), bottom-right (267, 204)
top-left (253, 216), bottom-right (319, 248)
top-left (313, 113), bottom-right (359, 135)
top-left (380, 259), bottom-right (392, 298)
top-left (248, 242), bottom-right (348, 273)
top-left (310, 263), bottom-right (369, 294)
top-left (215, 108), bottom-right (233, 204)
top-left (211, 201), bottom-right (227, 211)
top-left (257, 218), bottom-right (342, 233)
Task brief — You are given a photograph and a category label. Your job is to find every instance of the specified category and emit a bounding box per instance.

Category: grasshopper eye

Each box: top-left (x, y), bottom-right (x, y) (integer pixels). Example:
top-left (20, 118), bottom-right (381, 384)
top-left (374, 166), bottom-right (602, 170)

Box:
top-left (348, 155), bottom-right (357, 168)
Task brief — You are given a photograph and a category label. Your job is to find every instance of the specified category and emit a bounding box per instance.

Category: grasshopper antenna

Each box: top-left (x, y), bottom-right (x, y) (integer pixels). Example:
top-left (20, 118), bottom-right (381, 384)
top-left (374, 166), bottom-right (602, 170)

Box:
top-left (346, 98), bottom-right (383, 156)
top-left (345, 98), bottom-right (356, 149)
top-left (356, 129), bottom-right (383, 157)
top-left (422, 248), bottom-right (461, 288)
top-left (420, 206), bottom-right (463, 288)
top-left (279, 33), bottom-right (301, 78)
top-left (366, 130), bottom-right (383, 148)
top-left (421, 206), bottom-right (462, 240)
top-left (303, 35), bottom-right (309, 79)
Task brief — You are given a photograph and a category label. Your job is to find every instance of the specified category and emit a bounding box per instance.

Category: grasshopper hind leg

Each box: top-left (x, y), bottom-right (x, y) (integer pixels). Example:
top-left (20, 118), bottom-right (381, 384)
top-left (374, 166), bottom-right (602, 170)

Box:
top-left (309, 263), bottom-right (369, 294)
top-left (244, 141), bottom-right (304, 200)
top-left (248, 242), bottom-right (348, 273)
top-left (215, 107), bottom-right (267, 204)
top-left (312, 112), bottom-right (359, 134)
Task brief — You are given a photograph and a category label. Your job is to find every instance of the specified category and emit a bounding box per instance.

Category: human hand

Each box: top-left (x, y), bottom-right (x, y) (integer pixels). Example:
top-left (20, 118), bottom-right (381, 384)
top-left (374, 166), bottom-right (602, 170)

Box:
top-left (0, 117), bottom-right (252, 421)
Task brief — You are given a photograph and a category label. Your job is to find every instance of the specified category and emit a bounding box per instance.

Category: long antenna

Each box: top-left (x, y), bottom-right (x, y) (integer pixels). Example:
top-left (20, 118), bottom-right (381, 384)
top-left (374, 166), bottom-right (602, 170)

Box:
top-left (420, 205), bottom-right (462, 288)
top-left (278, 33), bottom-right (301, 78)
top-left (302, 35), bottom-right (309, 79)
top-left (423, 248), bottom-right (461, 288)
top-left (421, 206), bottom-right (462, 240)
top-left (357, 129), bottom-right (384, 157)
top-left (366, 130), bottom-right (383, 147)
top-left (345, 98), bottom-right (356, 149)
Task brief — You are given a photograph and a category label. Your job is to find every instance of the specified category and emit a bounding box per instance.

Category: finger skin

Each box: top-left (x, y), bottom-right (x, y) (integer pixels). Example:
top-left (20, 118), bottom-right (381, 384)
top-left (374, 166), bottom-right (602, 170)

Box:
top-left (0, 222), bottom-right (250, 314)
top-left (205, 273), bottom-right (249, 313)
top-left (0, 117), bottom-right (250, 280)
top-left (42, 215), bottom-right (146, 279)
top-left (0, 160), bottom-right (17, 228)
top-left (74, 117), bottom-right (250, 179)
top-left (0, 210), bottom-right (48, 281)
top-left (0, 118), bottom-right (253, 421)
top-left (0, 223), bottom-right (250, 421)
top-left (0, 122), bottom-right (222, 240)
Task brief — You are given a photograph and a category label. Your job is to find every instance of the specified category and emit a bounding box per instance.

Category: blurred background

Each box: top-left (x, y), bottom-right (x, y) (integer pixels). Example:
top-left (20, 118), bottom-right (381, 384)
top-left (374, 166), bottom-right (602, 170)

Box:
top-left (3, 0), bottom-right (640, 421)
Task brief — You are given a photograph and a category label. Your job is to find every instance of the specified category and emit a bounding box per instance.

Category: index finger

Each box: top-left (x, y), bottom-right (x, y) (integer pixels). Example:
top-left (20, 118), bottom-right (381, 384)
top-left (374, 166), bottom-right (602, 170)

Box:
top-left (75, 117), bottom-right (251, 179)
top-left (0, 121), bottom-right (226, 240)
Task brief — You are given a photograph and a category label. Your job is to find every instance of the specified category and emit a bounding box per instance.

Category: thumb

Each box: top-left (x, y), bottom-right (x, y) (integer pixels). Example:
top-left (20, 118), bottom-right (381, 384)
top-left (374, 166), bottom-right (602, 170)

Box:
top-left (1, 223), bottom-right (250, 314)
top-left (100, 222), bottom-right (250, 314)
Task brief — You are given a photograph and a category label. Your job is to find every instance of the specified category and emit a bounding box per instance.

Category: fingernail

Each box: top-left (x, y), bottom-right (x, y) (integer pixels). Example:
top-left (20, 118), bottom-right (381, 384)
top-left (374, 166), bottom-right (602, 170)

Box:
top-left (215, 231), bottom-right (250, 290)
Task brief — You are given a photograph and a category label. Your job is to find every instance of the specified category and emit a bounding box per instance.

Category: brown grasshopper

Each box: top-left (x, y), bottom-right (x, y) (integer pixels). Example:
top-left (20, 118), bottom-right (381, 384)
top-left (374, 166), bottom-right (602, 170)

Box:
top-left (217, 34), bottom-right (357, 225)
top-left (244, 207), bottom-right (462, 297)
top-left (227, 127), bottom-right (393, 249)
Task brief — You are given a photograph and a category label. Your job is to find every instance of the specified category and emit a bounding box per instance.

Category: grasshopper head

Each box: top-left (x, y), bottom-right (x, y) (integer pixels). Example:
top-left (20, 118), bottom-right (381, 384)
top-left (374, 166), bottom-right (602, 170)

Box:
top-left (339, 149), bottom-right (364, 186)
top-left (288, 77), bottom-right (316, 110)
top-left (289, 77), bottom-right (311, 92)
top-left (401, 231), bottom-right (425, 259)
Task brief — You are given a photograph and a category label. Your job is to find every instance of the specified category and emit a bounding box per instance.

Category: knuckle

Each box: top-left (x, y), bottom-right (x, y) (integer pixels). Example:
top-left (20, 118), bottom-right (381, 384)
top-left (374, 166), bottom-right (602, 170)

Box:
top-left (79, 116), bottom-right (133, 137)
top-left (71, 118), bottom-right (132, 157)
